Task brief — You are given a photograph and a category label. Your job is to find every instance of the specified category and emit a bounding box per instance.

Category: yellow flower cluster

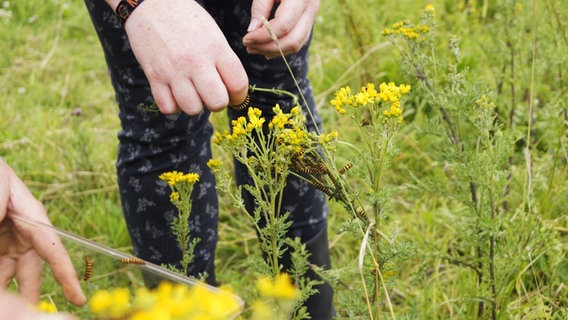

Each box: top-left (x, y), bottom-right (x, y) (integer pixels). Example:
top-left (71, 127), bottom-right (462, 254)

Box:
top-left (169, 191), bottom-right (180, 202)
top-left (383, 103), bottom-right (403, 120)
top-left (37, 300), bottom-right (58, 314)
top-left (330, 86), bottom-right (354, 114)
top-left (379, 82), bottom-right (410, 123)
top-left (233, 108), bottom-right (265, 137)
top-left (331, 82), bottom-right (411, 124)
top-left (319, 130), bottom-right (339, 144)
top-left (158, 171), bottom-right (200, 187)
top-left (90, 287), bottom-right (131, 318)
top-left (247, 107), bottom-right (265, 129)
top-left (331, 83), bottom-right (392, 113)
top-left (382, 21), bottom-right (430, 40)
top-left (206, 158), bottom-right (223, 174)
top-left (266, 105), bottom-right (312, 154)
top-left (354, 83), bottom-right (379, 106)
top-left (268, 104), bottom-right (296, 129)
top-left (256, 273), bottom-right (299, 300)
top-left (212, 131), bottom-right (226, 144)
top-left (89, 282), bottom-right (242, 320)
top-left (278, 127), bottom-right (309, 154)
top-left (231, 116), bottom-right (248, 137)
top-left (251, 300), bottom-right (273, 319)
top-left (378, 82), bottom-right (410, 103)
top-left (213, 107), bottom-right (266, 144)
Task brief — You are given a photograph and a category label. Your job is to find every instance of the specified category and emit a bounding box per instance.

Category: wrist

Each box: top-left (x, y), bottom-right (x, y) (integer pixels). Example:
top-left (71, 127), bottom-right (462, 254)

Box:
top-left (115, 0), bottom-right (146, 25)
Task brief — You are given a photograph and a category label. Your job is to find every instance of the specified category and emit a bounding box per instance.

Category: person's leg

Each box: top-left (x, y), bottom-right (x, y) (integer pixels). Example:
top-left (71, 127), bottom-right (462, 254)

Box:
top-left (83, 0), bottom-right (218, 285)
top-left (204, 1), bottom-right (334, 318)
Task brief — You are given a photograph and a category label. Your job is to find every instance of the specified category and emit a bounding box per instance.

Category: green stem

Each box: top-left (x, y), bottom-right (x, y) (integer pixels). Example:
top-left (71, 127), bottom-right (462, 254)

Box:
top-left (249, 85), bottom-right (299, 109)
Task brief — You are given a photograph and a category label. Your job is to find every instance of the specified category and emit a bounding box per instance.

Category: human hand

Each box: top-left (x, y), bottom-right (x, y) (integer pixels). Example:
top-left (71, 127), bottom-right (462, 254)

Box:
top-left (243, 0), bottom-right (320, 58)
top-left (0, 290), bottom-right (77, 319)
top-left (0, 158), bottom-right (86, 306)
top-left (122, 0), bottom-right (249, 115)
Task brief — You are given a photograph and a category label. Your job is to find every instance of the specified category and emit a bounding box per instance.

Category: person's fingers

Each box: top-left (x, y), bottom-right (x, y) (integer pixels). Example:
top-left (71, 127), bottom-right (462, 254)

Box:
top-left (150, 81), bottom-right (179, 114)
top-left (191, 67), bottom-right (229, 112)
top-left (0, 256), bottom-right (16, 288)
top-left (8, 218), bottom-right (86, 306)
top-left (245, 16), bottom-right (312, 58)
top-left (224, 72), bottom-right (249, 107)
top-left (7, 180), bottom-right (86, 306)
top-left (244, 0), bottom-right (319, 56)
top-left (23, 225), bottom-right (86, 306)
top-left (244, 0), bottom-right (306, 42)
top-left (0, 290), bottom-right (78, 320)
top-left (264, 4), bottom-right (305, 40)
top-left (248, 0), bottom-right (275, 32)
top-left (216, 55), bottom-right (249, 107)
top-left (152, 62), bottom-right (248, 114)
top-left (170, 79), bottom-right (204, 115)
top-left (1, 158), bottom-right (86, 306)
top-left (15, 250), bottom-right (43, 304)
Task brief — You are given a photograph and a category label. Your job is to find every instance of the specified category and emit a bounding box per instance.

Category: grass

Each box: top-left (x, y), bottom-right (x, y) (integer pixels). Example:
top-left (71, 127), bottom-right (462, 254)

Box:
top-left (1, 0), bottom-right (567, 319)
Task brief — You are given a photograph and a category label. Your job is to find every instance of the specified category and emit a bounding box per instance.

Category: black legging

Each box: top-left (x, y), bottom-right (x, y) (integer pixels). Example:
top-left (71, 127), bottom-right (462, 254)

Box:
top-left (84, 0), bottom-right (328, 277)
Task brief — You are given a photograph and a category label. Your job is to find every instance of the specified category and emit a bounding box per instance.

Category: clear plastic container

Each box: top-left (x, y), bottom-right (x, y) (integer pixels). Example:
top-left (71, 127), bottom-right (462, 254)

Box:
top-left (11, 214), bottom-right (244, 319)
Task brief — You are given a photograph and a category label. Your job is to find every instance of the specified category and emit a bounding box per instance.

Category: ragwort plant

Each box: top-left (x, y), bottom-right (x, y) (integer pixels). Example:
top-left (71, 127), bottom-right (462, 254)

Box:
top-left (209, 97), bottom-right (337, 319)
top-left (158, 171), bottom-right (201, 277)
top-left (327, 81), bottom-right (415, 320)
top-left (384, 6), bottom-right (516, 319)
top-left (238, 16), bottom-right (418, 320)
top-left (384, 5), bottom-right (567, 319)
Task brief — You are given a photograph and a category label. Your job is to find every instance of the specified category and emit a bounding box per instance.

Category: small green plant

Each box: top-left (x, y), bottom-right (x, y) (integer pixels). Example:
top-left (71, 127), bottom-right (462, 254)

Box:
top-left (324, 81), bottom-right (415, 319)
top-left (158, 171), bottom-right (201, 276)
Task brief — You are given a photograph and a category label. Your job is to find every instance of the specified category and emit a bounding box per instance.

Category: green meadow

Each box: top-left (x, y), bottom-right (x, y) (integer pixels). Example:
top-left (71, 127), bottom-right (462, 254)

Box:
top-left (1, 0), bottom-right (566, 319)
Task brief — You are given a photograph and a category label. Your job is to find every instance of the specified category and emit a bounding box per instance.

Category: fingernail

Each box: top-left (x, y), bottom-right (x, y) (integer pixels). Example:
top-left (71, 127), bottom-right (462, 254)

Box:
top-left (247, 18), bottom-right (259, 32)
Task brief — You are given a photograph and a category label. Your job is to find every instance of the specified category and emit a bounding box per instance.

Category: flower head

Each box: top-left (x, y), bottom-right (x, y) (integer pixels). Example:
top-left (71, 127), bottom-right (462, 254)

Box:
top-left (319, 130), bottom-right (339, 144)
top-left (383, 20), bottom-right (430, 40)
top-left (247, 107), bottom-right (265, 131)
top-left (207, 158), bottom-right (223, 174)
top-left (37, 300), bottom-right (57, 314)
top-left (330, 86), bottom-right (354, 114)
top-left (159, 171), bottom-right (199, 187)
top-left (269, 104), bottom-right (292, 129)
top-left (169, 191), bottom-right (180, 202)
top-left (256, 273), bottom-right (299, 300)
top-left (89, 288), bottom-right (131, 318)
top-left (93, 282), bottom-right (241, 320)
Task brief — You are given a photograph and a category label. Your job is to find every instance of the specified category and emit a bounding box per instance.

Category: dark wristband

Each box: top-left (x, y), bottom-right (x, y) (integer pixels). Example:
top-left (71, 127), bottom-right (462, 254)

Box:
top-left (115, 0), bottom-right (145, 25)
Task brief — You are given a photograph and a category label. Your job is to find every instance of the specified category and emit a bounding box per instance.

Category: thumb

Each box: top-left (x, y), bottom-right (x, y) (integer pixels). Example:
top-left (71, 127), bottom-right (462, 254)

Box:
top-left (248, 0), bottom-right (274, 32)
